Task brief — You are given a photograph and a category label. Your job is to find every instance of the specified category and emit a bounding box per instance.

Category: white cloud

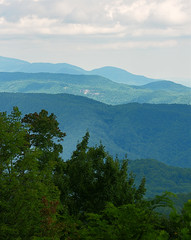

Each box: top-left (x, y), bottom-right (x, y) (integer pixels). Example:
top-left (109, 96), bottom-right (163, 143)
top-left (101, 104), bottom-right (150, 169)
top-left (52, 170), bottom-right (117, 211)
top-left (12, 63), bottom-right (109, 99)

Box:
top-left (0, 15), bottom-right (125, 36)
top-left (0, 0), bottom-right (189, 40)
top-left (105, 0), bottom-right (190, 25)
top-left (0, 0), bottom-right (9, 5)
top-left (0, 17), bottom-right (5, 24)
top-left (0, 0), bottom-right (190, 81)
top-left (152, 0), bottom-right (189, 24)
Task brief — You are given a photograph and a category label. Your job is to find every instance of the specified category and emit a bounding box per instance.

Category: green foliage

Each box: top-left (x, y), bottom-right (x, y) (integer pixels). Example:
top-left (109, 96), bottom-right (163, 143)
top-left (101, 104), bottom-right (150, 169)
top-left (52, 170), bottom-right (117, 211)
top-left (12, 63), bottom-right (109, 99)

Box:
top-left (0, 72), bottom-right (190, 105)
top-left (173, 192), bottom-right (191, 213)
top-left (22, 109), bottom-right (65, 150)
top-left (22, 110), bottom-right (65, 171)
top-left (79, 201), bottom-right (171, 240)
top-left (59, 132), bottom-right (146, 216)
top-left (158, 200), bottom-right (191, 239)
top-left (1, 107), bottom-right (191, 239)
top-left (0, 106), bottom-right (27, 168)
top-left (171, 200), bottom-right (191, 239)
top-left (0, 107), bottom-right (64, 239)
top-left (0, 92), bottom-right (191, 169)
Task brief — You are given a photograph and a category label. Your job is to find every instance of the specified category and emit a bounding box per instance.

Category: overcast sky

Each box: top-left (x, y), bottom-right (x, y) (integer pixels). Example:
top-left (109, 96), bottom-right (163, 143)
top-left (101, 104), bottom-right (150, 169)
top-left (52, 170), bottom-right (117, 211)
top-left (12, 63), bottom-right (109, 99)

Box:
top-left (0, 0), bottom-right (191, 85)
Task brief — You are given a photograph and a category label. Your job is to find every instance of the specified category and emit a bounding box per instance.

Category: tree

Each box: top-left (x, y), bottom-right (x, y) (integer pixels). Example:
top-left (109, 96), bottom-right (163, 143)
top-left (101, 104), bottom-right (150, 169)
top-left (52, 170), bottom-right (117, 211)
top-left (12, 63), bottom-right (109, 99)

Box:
top-left (163, 199), bottom-right (191, 239)
top-left (80, 193), bottom-right (176, 240)
top-left (60, 132), bottom-right (146, 216)
top-left (1, 107), bottom-right (189, 239)
top-left (22, 109), bottom-right (66, 170)
top-left (0, 107), bottom-right (64, 239)
top-left (79, 198), bottom-right (174, 240)
top-left (0, 107), bottom-right (28, 175)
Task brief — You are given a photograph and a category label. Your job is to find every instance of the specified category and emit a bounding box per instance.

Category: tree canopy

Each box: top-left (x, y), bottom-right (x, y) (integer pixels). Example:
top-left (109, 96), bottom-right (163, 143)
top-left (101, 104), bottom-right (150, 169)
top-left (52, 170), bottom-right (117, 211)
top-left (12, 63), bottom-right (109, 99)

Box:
top-left (0, 107), bottom-right (191, 239)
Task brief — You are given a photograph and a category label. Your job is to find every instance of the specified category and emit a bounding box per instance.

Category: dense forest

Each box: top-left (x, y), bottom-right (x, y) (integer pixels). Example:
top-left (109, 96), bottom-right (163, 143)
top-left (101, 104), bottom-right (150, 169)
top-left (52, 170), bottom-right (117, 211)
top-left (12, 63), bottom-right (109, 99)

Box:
top-left (0, 92), bottom-right (191, 168)
top-left (0, 72), bottom-right (190, 105)
top-left (0, 107), bottom-right (191, 239)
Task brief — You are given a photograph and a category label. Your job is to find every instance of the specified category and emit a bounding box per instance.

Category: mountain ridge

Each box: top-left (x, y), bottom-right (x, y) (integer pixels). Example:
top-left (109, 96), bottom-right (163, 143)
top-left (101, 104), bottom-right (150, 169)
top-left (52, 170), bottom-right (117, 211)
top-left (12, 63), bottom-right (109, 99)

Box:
top-left (0, 56), bottom-right (187, 86)
top-left (0, 72), bottom-right (190, 105)
top-left (89, 66), bottom-right (159, 85)
top-left (140, 80), bottom-right (191, 92)
top-left (0, 92), bottom-right (190, 168)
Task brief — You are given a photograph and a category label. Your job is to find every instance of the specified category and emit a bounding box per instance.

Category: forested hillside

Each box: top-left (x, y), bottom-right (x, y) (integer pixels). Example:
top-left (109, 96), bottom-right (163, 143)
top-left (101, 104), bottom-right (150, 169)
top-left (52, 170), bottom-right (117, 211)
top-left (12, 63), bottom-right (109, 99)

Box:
top-left (0, 72), bottom-right (190, 105)
top-left (0, 92), bottom-right (190, 168)
top-left (128, 159), bottom-right (191, 197)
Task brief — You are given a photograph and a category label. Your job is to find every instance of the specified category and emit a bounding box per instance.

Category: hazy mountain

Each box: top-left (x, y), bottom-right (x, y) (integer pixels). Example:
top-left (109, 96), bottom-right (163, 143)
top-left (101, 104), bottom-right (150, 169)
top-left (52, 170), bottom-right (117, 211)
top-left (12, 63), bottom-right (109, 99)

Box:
top-left (0, 72), bottom-right (190, 105)
top-left (141, 80), bottom-right (191, 92)
top-left (0, 92), bottom-right (190, 168)
top-left (0, 56), bottom-right (28, 72)
top-left (20, 63), bottom-right (86, 75)
top-left (89, 66), bottom-right (158, 85)
top-left (0, 56), bottom-right (185, 86)
top-left (0, 56), bottom-right (86, 75)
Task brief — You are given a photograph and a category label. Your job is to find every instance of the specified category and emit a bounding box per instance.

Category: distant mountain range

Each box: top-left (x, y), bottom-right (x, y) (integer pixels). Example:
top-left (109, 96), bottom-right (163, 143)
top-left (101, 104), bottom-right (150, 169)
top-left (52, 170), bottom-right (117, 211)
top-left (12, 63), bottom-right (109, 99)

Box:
top-left (1, 57), bottom-right (191, 198)
top-left (90, 66), bottom-right (159, 85)
top-left (1, 92), bottom-right (191, 197)
top-left (0, 56), bottom-right (184, 86)
top-left (0, 72), bottom-right (190, 105)
top-left (0, 56), bottom-right (86, 75)
top-left (0, 92), bottom-right (190, 168)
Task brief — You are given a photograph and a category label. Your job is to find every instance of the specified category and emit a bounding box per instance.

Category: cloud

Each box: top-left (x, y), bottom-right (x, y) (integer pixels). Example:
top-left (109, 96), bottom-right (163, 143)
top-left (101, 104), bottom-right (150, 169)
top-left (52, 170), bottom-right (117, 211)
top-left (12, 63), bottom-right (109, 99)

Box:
top-left (105, 0), bottom-right (190, 25)
top-left (0, 15), bottom-right (126, 37)
top-left (1, 0), bottom-right (190, 23)
top-left (0, 0), bottom-right (9, 5)
top-left (0, 0), bottom-right (190, 47)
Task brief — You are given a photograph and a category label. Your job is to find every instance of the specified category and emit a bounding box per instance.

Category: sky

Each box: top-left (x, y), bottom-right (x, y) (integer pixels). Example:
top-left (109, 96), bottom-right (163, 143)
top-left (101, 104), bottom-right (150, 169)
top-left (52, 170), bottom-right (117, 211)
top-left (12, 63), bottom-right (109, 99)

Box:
top-left (0, 0), bottom-right (191, 86)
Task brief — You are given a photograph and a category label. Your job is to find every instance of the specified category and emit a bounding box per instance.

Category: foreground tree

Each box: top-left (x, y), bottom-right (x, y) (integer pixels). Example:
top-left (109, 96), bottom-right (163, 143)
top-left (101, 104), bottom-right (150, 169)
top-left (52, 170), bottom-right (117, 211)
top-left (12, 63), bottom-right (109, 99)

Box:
top-left (58, 132), bottom-right (146, 216)
top-left (22, 109), bottom-right (66, 170)
top-left (1, 107), bottom-right (190, 239)
top-left (79, 202), bottom-right (171, 240)
top-left (0, 107), bottom-right (65, 239)
top-left (160, 199), bottom-right (191, 239)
